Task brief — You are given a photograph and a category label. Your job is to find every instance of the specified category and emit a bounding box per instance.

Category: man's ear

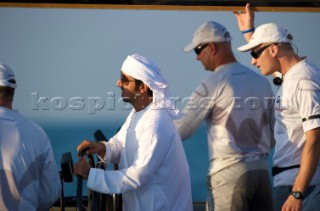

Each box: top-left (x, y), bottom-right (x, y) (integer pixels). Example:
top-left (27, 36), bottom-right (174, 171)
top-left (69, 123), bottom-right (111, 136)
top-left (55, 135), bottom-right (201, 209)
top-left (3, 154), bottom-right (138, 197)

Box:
top-left (139, 83), bottom-right (149, 94)
top-left (270, 44), bottom-right (279, 57)
top-left (208, 43), bottom-right (215, 54)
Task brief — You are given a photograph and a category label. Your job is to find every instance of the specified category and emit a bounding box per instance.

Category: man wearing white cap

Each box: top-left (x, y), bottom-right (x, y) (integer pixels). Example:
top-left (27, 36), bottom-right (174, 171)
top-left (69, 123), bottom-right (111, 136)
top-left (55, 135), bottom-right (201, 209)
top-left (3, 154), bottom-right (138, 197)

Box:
top-left (73, 54), bottom-right (193, 211)
top-left (0, 64), bottom-right (61, 210)
top-left (174, 21), bottom-right (274, 210)
top-left (235, 3), bottom-right (320, 211)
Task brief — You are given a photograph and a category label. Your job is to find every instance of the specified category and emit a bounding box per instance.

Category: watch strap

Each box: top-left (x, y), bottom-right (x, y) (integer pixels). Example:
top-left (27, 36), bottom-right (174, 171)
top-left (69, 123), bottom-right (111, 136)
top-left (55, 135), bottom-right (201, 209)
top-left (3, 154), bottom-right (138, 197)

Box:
top-left (290, 191), bottom-right (304, 200)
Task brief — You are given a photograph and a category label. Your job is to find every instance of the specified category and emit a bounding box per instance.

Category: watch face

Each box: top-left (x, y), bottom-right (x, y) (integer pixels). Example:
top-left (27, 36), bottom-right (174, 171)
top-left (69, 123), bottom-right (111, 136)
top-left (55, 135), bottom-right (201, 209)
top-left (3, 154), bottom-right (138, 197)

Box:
top-left (293, 192), bottom-right (300, 197)
top-left (291, 191), bottom-right (304, 199)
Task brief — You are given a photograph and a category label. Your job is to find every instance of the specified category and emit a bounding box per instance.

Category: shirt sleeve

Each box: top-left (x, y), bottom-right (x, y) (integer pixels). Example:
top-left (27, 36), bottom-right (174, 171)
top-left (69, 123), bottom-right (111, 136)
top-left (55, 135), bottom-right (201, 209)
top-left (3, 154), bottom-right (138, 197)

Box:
top-left (297, 78), bottom-right (320, 132)
top-left (174, 82), bottom-right (214, 140)
top-left (37, 129), bottom-right (61, 210)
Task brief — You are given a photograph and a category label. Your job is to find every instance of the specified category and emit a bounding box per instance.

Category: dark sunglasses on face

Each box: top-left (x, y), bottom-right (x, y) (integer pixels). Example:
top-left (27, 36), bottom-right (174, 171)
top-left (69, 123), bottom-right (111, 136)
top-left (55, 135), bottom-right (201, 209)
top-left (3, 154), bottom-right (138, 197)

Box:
top-left (194, 43), bottom-right (209, 55)
top-left (250, 43), bottom-right (278, 59)
top-left (120, 74), bottom-right (136, 84)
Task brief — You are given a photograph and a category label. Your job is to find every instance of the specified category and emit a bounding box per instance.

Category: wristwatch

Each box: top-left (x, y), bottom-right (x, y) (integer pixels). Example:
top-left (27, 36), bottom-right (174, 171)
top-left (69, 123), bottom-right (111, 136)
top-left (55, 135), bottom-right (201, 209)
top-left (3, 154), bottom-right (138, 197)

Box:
top-left (290, 191), bottom-right (304, 200)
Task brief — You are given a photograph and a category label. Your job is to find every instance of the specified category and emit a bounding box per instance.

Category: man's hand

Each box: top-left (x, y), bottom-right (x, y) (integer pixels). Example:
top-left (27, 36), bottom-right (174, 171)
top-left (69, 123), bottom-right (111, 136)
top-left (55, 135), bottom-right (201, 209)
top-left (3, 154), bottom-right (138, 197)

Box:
top-left (281, 195), bottom-right (303, 211)
top-left (73, 157), bottom-right (90, 180)
top-left (77, 139), bottom-right (106, 158)
top-left (282, 128), bottom-right (320, 211)
top-left (233, 3), bottom-right (255, 42)
top-left (233, 3), bottom-right (255, 31)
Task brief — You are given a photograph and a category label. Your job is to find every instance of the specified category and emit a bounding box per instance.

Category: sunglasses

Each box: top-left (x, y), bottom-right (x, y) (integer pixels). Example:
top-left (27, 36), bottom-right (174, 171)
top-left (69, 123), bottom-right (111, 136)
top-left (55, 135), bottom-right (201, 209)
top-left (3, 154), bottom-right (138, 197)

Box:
top-left (250, 43), bottom-right (278, 59)
top-left (194, 43), bottom-right (209, 55)
top-left (120, 74), bottom-right (136, 84)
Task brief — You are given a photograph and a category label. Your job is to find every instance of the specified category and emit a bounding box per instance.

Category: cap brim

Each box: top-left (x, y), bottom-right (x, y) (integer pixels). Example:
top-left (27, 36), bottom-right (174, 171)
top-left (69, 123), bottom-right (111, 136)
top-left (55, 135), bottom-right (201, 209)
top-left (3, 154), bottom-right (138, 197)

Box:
top-left (237, 42), bottom-right (261, 52)
top-left (183, 42), bottom-right (198, 53)
top-left (0, 81), bottom-right (17, 88)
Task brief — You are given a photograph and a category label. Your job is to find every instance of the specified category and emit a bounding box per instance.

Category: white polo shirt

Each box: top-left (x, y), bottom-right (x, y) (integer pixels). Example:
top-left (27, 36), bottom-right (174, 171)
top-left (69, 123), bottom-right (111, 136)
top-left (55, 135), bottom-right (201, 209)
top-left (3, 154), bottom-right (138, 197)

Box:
top-left (273, 58), bottom-right (320, 187)
top-left (0, 106), bottom-right (61, 210)
top-left (175, 62), bottom-right (275, 175)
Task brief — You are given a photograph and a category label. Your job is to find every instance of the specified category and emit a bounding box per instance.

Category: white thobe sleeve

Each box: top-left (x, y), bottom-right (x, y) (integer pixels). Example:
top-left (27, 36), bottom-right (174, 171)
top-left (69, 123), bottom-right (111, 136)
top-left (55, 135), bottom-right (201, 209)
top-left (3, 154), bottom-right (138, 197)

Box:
top-left (87, 123), bottom-right (172, 194)
top-left (98, 137), bottom-right (123, 164)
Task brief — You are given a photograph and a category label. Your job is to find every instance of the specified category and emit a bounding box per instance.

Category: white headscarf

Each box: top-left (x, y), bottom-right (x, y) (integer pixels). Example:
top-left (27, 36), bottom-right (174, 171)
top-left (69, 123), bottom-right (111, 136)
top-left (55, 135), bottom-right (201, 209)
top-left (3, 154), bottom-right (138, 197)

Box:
top-left (121, 54), bottom-right (180, 119)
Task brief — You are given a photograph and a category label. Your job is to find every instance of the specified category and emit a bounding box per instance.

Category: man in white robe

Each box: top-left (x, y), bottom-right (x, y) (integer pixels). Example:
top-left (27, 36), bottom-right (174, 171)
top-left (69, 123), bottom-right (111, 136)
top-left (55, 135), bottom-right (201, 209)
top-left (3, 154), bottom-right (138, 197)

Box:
top-left (73, 54), bottom-right (193, 211)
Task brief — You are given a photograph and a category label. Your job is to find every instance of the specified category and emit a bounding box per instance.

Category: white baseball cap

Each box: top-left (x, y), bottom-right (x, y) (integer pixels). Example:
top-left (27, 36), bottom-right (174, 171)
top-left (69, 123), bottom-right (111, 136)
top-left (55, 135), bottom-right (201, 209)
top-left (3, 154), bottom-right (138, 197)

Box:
top-left (0, 63), bottom-right (17, 88)
top-left (237, 23), bottom-right (293, 52)
top-left (184, 21), bottom-right (232, 52)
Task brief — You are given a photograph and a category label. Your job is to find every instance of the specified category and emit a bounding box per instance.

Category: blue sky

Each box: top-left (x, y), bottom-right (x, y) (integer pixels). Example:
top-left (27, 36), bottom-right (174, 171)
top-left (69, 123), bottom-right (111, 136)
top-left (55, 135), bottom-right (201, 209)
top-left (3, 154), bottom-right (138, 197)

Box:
top-left (0, 7), bottom-right (319, 123)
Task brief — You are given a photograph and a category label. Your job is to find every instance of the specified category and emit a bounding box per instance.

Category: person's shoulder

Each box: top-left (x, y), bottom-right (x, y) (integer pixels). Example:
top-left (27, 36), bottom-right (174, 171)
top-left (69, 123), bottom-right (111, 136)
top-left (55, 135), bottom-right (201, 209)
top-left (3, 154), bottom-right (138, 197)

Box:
top-left (196, 72), bottom-right (219, 93)
top-left (2, 108), bottom-right (33, 124)
top-left (138, 108), bottom-right (173, 134)
top-left (152, 109), bottom-right (176, 131)
top-left (301, 59), bottom-right (320, 77)
top-left (200, 72), bottom-right (216, 83)
top-left (229, 62), bottom-right (269, 83)
top-left (236, 63), bottom-right (274, 93)
top-left (146, 108), bottom-right (174, 125)
top-left (288, 59), bottom-right (320, 81)
top-left (147, 107), bottom-right (170, 118)
top-left (16, 113), bottom-right (48, 135)
top-left (236, 62), bottom-right (260, 75)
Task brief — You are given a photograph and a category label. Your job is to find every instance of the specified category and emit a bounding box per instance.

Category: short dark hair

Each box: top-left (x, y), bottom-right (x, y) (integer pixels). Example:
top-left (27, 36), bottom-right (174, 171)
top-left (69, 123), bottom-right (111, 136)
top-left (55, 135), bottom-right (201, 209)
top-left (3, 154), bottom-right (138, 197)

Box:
top-left (0, 79), bottom-right (16, 98)
top-left (279, 42), bottom-right (295, 51)
top-left (0, 87), bottom-right (15, 98)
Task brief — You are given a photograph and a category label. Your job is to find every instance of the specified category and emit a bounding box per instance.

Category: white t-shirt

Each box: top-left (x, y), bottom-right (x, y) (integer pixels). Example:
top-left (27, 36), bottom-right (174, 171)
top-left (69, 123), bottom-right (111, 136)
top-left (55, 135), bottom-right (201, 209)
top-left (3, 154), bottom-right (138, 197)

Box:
top-left (175, 62), bottom-right (275, 175)
top-left (0, 106), bottom-right (61, 211)
top-left (87, 105), bottom-right (193, 211)
top-left (273, 58), bottom-right (320, 187)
